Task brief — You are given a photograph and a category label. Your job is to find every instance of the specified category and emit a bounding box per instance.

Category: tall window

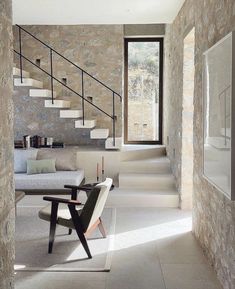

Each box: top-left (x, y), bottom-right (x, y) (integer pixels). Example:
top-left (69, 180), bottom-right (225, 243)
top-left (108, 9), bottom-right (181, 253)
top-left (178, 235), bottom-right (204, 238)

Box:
top-left (124, 38), bottom-right (163, 144)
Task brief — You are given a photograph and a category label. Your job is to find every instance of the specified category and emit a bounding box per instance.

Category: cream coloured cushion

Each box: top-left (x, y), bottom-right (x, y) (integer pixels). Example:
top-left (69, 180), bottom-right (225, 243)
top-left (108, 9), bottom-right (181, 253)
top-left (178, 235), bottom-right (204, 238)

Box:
top-left (37, 148), bottom-right (77, 171)
top-left (39, 203), bottom-right (84, 229)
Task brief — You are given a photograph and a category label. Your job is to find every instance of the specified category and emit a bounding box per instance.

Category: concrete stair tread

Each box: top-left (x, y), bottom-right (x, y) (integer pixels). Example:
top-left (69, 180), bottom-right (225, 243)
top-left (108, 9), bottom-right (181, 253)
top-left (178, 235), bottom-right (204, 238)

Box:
top-left (120, 156), bottom-right (171, 174)
top-left (75, 119), bottom-right (96, 128)
top-left (90, 128), bottom-right (109, 139)
top-left (45, 99), bottom-right (71, 108)
top-left (119, 172), bottom-right (174, 178)
top-left (121, 146), bottom-right (166, 160)
top-left (113, 188), bottom-right (178, 195)
top-left (14, 78), bottom-right (43, 88)
top-left (119, 172), bottom-right (176, 190)
top-left (105, 137), bottom-right (122, 149)
top-left (30, 89), bottom-right (57, 98)
top-left (121, 145), bottom-right (165, 152)
top-left (13, 67), bottom-right (30, 78)
top-left (60, 110), bottom-right (82, 118)
top-left (122, 156), bottom-right (170, 164)
top-left (107, 188), bottom-right (179, 207)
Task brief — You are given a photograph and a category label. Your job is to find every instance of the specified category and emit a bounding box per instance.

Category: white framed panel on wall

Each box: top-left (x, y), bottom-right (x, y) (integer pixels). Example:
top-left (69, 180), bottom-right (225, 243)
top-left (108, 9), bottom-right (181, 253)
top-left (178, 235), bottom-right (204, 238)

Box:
top-left (203, 31), bottom-right (235, 201)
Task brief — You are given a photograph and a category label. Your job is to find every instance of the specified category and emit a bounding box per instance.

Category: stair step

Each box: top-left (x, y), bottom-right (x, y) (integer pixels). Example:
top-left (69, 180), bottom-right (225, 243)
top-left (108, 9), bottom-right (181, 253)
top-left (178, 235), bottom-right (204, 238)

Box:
top-left (90, 129), bottom-right (109, 139)
top-left (44, 100), bottom-right (71, 108)
top-left (14, 78), bottom-right (43, 88)
top-left (75, 120), bottom-right (96, 129)
top-left (119, 173), bottom-right (176, 190)
top-left (121, 146), bottom-right (166, 161)
top-left (60, 110), bottom-right (82, 118)
top-left (105, 137), bottom-right (122, 150)
top-left (106, 188), bottom-right (179, 207)
top-left (120, 157), bottom-right (171, 174)
top-left (13, 67), bottom-right (30, 78)
top-left (30, 89), bottom-right (57, 98)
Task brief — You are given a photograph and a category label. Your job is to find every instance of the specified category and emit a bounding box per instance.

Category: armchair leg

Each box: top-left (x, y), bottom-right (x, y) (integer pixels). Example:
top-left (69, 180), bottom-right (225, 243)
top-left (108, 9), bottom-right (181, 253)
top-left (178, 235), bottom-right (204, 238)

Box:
top-left (68, 228), bottom-right (72, 235)
top-left (48, 202), bottom-right (58, 254)
top-left (68, 204), bottom-right (92, 259)
top-left (98, 218), bottom-right (106, 238)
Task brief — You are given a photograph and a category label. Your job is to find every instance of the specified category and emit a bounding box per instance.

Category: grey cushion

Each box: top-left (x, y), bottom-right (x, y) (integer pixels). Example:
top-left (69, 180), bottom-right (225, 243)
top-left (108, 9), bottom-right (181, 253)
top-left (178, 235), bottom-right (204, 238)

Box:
top-left (37, 149), bottom-right (77, 171)
top-left (14, 149), bottom-right (38, 173)
top-left (15, 170), bottom-right (84, 190)
top-left (27, 159), bottom-right (56, 175)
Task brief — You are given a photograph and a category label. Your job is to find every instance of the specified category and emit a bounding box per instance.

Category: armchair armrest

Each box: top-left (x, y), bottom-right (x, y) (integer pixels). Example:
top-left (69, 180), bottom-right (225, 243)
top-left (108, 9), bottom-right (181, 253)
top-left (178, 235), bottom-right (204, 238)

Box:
top-left (64, 184), bottom-right (93, 200)
top-left (64, 184), bottom-right (94, 191)
top-left (43, 196), bottom-right (82, 206)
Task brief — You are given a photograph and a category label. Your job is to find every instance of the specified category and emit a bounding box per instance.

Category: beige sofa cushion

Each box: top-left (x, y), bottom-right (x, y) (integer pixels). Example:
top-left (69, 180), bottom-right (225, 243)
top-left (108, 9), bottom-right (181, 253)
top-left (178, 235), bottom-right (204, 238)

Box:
top-left (37, 148), bottom-right (77, 171)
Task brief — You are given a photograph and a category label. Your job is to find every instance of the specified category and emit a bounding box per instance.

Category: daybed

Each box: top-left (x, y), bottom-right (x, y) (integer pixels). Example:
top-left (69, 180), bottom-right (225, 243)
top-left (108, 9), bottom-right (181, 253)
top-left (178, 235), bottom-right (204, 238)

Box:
top-left (14, 148), bottom-right (84, 192)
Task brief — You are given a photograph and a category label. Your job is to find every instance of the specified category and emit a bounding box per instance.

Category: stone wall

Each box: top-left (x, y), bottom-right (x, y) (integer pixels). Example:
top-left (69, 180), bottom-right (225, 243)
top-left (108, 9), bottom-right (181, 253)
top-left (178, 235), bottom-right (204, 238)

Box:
top-left (164, 0), bottom-right (235, 288)
top-left (0, 0), bottom-right (15, 288)
top-left (13, 25), bottom-right (123, 145)
top-left (124, 24), bottom-right (165, 36)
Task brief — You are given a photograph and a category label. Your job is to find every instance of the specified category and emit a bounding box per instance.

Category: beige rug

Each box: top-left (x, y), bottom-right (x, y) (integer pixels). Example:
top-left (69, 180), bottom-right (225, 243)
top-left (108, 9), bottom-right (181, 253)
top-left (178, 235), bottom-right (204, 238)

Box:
top-left (15, 206), bottom-right (116, 272)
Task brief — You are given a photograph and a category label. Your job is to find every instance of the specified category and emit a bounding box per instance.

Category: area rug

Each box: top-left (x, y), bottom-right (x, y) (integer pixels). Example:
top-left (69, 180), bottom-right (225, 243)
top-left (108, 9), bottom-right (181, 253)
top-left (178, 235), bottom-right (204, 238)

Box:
top-left (15, 206), bottom-right (116, 272)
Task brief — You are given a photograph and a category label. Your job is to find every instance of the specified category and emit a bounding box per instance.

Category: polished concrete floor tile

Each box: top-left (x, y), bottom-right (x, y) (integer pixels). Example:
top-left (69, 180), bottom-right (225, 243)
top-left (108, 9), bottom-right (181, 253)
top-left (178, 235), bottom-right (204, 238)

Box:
top-left (15, 272), bottom-right (106, 289)
top-left (161, 263), bottom-right (222, 289)
top-left (106, 242), bottom-right (166, 289)
top-left (156, 232), bottom-right (207, 264)
top-left (15, 206), bottom-right (222, 289)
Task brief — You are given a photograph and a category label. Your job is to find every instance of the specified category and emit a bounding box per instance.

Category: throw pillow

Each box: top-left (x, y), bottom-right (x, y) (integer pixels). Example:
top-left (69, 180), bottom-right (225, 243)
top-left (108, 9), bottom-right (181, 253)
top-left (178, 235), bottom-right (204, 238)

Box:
top-left (14, 149), bottom-right (38, 173)
top-left (27, 159), bottom-right (56, 175)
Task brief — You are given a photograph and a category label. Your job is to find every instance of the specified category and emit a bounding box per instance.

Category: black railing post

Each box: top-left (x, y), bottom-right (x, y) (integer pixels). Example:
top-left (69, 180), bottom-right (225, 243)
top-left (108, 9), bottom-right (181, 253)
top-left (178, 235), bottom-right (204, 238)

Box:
top-left (81, 71), bottom-right (85, 125)
top-left (18, 26), bottom-right (23, 83)
top-left (50, 49), bottom-right (54, 104)
top-left (112, 92), bottom-right (116, 146)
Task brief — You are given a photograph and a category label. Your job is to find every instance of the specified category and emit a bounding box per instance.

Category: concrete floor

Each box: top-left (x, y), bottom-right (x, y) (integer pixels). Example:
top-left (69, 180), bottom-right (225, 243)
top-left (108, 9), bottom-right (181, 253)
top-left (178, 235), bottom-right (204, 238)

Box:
top-left (15, 198), bottom-right (222, 289)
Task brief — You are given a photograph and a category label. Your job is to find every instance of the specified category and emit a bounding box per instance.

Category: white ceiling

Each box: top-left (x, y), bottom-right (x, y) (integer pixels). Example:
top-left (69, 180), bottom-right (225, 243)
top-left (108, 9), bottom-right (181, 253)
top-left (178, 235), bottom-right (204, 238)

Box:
top-left (13, 0), bottom-right (185, 25)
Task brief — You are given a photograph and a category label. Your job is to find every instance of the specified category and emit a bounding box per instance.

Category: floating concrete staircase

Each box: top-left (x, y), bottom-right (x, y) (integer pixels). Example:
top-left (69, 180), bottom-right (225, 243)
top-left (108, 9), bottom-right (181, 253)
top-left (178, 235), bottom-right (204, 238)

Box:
top-left (105, 137), bottom-right (122, 150)
top-left (60, 110), bottom-right (82, 118)
top-left (13, 67), bottom-right (30, 78)
top-left (30, 89), bottom-right (57, 98)
top-left (44, 99), bottom-right (71, 108)
top-left (13, 66), bottom-right (121, 150)
top-left (75, 119), bottom-right (96, 129)
top-left (115, 146), bottom-right (179, 207)
top-left (14, 78), bottom-right (43, 88)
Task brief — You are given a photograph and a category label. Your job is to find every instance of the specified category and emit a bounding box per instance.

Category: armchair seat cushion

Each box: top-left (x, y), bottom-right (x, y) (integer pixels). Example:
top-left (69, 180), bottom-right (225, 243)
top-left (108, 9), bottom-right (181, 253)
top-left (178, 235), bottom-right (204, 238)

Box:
top-left (15, 170), bottom-right (84, 191)
top-left (39, 203), bottom-right (84, 229)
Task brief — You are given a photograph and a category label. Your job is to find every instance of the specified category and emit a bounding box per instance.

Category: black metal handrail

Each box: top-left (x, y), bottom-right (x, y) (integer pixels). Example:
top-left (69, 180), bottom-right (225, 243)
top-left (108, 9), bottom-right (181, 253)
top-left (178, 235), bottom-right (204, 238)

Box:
top-left (14, 50), bottom-right (114, 119)
top-left (15, 24), bottom-right (122, 100)
top-left (14, 24), bottom-right (121, 146)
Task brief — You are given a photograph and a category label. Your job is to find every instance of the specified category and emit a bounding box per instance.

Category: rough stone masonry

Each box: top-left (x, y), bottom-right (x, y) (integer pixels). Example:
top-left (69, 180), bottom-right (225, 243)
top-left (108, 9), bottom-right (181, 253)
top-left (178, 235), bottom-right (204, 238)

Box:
top-left (164, 0), bottom-right (235, 288)
top-left (0, 0), bottom-right (15, 288)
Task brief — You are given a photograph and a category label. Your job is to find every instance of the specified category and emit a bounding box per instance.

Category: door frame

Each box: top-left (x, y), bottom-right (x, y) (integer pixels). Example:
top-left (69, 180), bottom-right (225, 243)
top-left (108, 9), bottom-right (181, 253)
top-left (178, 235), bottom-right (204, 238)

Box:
top-left (124, 37), bottom-right (164, 145)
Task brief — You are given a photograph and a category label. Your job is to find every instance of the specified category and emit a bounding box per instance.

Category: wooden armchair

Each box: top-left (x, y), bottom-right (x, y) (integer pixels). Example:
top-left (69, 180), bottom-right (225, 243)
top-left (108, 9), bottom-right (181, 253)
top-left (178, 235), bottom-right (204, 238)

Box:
top-left (38, 178), bottom-right (113, 259)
